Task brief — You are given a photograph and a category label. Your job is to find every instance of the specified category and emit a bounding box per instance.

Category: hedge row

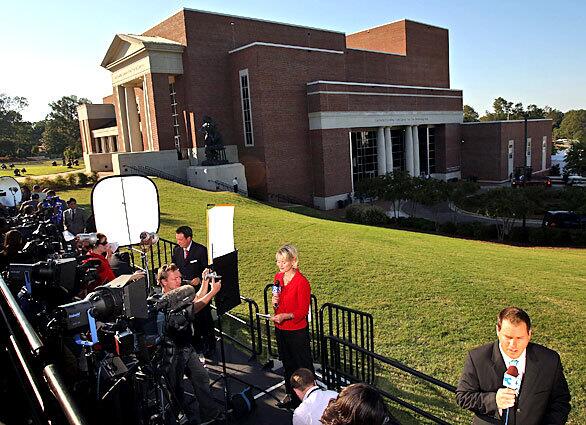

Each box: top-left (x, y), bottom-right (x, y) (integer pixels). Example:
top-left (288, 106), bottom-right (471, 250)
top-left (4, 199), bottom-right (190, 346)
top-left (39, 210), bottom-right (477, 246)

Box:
top-left (345, 205), bottom-right (585, 247)
top-left (21, 172), bottom-right (99, 191)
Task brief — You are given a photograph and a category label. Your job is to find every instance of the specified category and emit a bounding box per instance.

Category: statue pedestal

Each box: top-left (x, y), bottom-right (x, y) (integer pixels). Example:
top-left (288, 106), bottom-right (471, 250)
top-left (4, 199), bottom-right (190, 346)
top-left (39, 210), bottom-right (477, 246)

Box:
top-left (186, 163), bottom-right (247, 193)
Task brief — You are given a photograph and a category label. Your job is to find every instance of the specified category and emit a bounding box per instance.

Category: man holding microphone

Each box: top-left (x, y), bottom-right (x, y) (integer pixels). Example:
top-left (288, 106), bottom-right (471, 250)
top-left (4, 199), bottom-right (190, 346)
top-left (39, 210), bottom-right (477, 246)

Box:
top-left (456, 307), bottom-right (571, 424)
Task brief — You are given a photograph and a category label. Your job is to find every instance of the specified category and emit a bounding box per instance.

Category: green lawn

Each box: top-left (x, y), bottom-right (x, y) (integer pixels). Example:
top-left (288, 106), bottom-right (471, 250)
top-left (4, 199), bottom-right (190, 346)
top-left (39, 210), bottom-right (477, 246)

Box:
top-left (62, 178), bottom-right (586, 424)
top-left (0, 159), bottom-right (84, 177)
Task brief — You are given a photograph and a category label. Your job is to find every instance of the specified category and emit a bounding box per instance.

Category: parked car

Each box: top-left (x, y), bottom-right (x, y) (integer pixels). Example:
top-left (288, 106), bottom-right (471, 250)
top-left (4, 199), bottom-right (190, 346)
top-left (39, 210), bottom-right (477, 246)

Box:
top-left (566, 175), bottom-right (586, 187)
top-left (511, 176), bottom-right (552, 188)
top-left (542, 211), bottom-right (586, 229)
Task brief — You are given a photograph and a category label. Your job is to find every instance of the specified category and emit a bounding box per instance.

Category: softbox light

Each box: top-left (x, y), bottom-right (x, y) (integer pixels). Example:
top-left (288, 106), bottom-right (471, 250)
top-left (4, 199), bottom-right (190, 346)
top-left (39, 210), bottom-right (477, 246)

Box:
top-left (0, 176), bottom-right (22, 207)
top-left (91, 175), bottom-right (159, 246)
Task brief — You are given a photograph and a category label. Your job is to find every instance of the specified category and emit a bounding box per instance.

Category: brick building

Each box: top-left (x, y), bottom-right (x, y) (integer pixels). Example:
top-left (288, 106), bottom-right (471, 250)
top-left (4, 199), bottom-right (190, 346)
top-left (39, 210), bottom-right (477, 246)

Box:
top-left (79, 8), bottom-right (552, 209)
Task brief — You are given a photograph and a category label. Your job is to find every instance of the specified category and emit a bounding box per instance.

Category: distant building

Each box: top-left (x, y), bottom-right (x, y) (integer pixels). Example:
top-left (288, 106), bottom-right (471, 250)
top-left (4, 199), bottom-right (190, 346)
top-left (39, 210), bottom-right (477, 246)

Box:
top-left (79, 8), bottom-right (552, 209)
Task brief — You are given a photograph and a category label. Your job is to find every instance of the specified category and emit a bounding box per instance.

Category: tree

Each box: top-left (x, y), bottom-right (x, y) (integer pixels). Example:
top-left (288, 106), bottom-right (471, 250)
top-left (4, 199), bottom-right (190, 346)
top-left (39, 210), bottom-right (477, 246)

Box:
top-left (481, 97), bottom-right (513, 121)
top-left (0, 93), bottom-right (28, 156)
top-left (463, 105), bottom-right (479, 122)
top-left (556, 109), bottom-right (586, 142)
top-left (43, 95), bottom-right (90, 157)
top-left (565, 140), bottom-right (586, 176)
top-left (482, 188), bottom-right (533, 241)
top-left (480, 97), bottom-right (553, 123)
top-left (381, 171), bottom-right (415, 218)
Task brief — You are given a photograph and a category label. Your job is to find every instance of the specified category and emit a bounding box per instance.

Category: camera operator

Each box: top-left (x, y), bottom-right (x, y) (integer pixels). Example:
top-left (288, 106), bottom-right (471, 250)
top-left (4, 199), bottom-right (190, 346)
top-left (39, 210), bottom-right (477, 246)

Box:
top-left (81, 233), bottom-right (116, 292)
top-left (157, 264), bottom-right (223, 425)
top-left (41, 190), bottom-right (67, 230)
top-left (0, 229), bottom-right (29, 272)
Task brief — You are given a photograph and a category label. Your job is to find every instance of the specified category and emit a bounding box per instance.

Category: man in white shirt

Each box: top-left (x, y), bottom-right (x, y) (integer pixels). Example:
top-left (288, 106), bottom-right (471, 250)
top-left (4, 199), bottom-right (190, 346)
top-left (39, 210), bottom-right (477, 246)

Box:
top-left (290, 368), bottom-right (338, 425)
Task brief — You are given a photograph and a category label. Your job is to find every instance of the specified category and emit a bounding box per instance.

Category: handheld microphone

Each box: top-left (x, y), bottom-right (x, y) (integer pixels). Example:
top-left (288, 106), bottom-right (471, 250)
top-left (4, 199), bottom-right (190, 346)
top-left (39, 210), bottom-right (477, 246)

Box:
top-left (156, 285), bottom-right (196, 312)
top-left (272, 279), bottom-right (281, 309)
top-left (502, 365), bottom-right (520, 425)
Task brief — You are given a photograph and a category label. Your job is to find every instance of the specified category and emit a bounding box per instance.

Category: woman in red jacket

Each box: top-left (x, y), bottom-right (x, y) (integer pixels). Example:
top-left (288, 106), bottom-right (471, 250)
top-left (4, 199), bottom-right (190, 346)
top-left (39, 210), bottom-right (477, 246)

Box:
top-left (270, 244), bottom-right (314, 408)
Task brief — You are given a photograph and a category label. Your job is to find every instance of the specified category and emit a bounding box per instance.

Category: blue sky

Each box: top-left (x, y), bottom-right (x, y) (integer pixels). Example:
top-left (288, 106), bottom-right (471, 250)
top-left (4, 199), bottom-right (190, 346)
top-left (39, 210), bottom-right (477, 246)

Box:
top-left (1, 0), bottom-right (584, 121)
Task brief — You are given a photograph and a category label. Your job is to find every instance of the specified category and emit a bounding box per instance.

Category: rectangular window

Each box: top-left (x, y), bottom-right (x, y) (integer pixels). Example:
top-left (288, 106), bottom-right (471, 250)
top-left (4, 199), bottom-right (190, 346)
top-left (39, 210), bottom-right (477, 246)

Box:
top-left (169, 82), bottom-right (181, 151)
top-left (428, 127), bottom-right (436, 174)
top-left (239, 69), bottom-right (254, 147)
top-left (391, 129), bottom-right (405, 171)
top-left (350, 131), bottom-right (378, 188)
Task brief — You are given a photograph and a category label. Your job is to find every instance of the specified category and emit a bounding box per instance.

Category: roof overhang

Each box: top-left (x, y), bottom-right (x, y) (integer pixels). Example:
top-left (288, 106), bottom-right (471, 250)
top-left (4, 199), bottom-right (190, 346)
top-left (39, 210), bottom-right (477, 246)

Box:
top-left (101, 34), bottom-right (185, 86)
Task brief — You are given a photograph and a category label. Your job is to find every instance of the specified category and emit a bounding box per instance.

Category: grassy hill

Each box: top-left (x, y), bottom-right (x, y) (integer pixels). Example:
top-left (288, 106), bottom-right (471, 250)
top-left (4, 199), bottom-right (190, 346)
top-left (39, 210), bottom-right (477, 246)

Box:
top-left (62, 178), bottom-right (586, 424)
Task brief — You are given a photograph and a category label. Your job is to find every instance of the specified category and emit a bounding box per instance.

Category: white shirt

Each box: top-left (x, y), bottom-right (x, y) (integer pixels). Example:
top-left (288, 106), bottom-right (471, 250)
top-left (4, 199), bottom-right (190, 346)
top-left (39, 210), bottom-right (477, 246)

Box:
top-left (499, 345), bottom-right (527, 394)
top-left (292, 386), bottom-right (338, 425)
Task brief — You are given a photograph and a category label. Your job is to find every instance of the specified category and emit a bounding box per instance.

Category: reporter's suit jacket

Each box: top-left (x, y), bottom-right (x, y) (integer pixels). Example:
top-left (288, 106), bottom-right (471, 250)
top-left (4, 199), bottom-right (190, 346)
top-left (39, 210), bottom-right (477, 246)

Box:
top-left (456, 342), bottom-right (570, 425)
top-left (172, 242), bottom-right (207, 281)
top-left (63, 207), bottom-right (86, 235)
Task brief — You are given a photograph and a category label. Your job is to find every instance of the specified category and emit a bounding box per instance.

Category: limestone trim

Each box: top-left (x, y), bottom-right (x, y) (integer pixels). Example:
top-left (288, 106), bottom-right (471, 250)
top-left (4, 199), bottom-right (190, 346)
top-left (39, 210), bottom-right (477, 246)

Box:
top-left (229, 42), bottom-right (344, 55)
top-left (307, 80), bottom-right (461, 92)
top-left (308, 110), bottom-right (463, 130)
top-left (307, 91), bottom-right (461, 99)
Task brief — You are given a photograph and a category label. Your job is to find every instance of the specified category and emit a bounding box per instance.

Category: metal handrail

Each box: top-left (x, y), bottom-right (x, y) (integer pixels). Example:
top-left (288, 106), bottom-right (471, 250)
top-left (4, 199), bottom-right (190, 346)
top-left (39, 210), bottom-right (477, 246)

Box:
top-left (0, 276), bottom-right (87, 425)
top-left (323, 335), bottom-right (456, 425)
top-left (0, 276), bottom-right (44, 354)
top-left (123, 164), bottom-right (189, 186)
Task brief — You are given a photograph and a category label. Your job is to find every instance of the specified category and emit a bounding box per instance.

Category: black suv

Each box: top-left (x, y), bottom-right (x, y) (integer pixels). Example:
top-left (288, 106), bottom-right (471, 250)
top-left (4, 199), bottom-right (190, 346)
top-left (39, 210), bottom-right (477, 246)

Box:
top-left (542, 211), bottom-right (586, 229)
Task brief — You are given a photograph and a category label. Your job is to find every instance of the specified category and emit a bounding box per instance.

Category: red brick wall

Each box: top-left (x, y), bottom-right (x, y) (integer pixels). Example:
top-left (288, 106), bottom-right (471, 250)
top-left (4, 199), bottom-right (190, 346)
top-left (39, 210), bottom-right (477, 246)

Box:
top-left (461, 123), bottom-right (501, 181)
top-left (345, 20), bottom-right (450, 88)
top-left (230, 45), bottom-right (346, 201)
top-left (434, 124), bottom-right (462, 174)
top-left (307, 83), bottom-right (462, 113)
top-left (461, 120), bottom-right (552, 181)
top-left (310, 129), bottom-right (352, 197)
top-left (346, 20), bottom-right (407, 54)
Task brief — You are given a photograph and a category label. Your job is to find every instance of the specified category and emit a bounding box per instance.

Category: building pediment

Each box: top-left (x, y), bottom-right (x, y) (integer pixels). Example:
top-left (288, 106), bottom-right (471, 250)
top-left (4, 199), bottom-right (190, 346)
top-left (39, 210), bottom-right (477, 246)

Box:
top-left (101, 34), bottom-right (185, 85)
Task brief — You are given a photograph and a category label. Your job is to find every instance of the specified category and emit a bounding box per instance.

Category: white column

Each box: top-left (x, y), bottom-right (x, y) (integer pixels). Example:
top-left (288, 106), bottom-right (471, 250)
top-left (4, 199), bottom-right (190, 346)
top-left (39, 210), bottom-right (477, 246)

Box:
top-left (376, 127), bottom-right (387, 176)
top-left (108, 136), bottom-right (115, 152)
top-left (384, 127), bottom-right (393, 173)
top-left (124, 85), bottom-right (143, 152)
top-left (405, 126), bottom-right (414, 176)
top-left (412, 126), bottom-right (420, 177)
top-left (116, 85), bottom-right (131, 152)
top-left (426, 126), bottom-right (431, 176)
top-left (100, 137), bottom-right (108, 153)
top-left (142, 77), bottom-right (154, 151)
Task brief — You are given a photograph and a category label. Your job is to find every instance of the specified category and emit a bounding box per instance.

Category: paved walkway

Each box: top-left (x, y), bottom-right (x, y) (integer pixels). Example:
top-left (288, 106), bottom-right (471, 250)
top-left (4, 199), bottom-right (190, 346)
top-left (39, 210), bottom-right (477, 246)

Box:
top-left (397, 201), bottom-right (543, 227)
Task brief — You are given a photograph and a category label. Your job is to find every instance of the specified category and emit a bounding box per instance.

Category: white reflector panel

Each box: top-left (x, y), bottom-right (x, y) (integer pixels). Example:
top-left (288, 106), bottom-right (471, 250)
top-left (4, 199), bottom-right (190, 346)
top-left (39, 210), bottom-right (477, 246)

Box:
top-left (92, 175), bottom-right (159, 246)
top-left (0, 177), bottom-right (22, 207)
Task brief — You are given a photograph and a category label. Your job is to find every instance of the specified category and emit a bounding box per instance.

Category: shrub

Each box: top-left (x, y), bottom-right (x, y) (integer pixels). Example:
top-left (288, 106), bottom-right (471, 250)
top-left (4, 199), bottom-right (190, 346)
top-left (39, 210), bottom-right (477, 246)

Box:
top-left (88, 172), bottom-right (99, 185)
top-left (392, 217), bottom-right (436, 232)
top-left (77, 172), bottom-right (89, 187)
top-left (439, 222), bottom-right (458, 235)
top-left (345, 205), bottom-right (364, 223)
top-left (361, 206), bottom-right (390, 225)
top-left (52, 175), bottom-right (68, 190)
top-left (66, 173), bottom-right (78, 187)
top-left (345, 205), bottom-right (389, 226)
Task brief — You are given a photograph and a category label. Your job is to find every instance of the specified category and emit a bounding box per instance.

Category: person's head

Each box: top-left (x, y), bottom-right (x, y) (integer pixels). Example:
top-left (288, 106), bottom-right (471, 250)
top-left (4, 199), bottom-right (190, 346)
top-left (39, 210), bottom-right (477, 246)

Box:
top-left (290, 368), bottom-right (316, 401)
top-left (31, 193), bottom-right (39, 201)
top-left (320, 383), bottom-right (393, 425)
top-left (23, 205), bottom-right (35, 215)
top-left (47, 190), bottom-right (56, 197)
top-left (92, 233), bottom-right (109, 255)
top-left (175, 226), bottom-right (193, 249)
top-left (3, 229), bottom-right (23, 254)
top-left (33, 184), bottom-right (41, 192)
top-left (157, 263), bottom-right (182, 293)
top-left (68, 198), bottom-right (77, 209)
top-left (275, 244), bottom-right (299, 273)
top-left (21, 185), bottom-right (30, 195)
top-left (496, 307), bottom-right (532, 359)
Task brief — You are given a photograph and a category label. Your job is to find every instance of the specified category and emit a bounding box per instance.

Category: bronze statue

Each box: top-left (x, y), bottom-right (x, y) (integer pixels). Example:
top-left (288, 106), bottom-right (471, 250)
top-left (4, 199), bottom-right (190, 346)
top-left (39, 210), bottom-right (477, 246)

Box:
top-left (199, 116), bottom-right (228, 166)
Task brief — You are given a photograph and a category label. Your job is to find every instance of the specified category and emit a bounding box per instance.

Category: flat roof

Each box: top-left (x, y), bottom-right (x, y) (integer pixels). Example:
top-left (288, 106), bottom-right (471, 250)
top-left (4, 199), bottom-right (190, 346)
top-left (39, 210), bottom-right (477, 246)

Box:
top-left (146, 7), bottom-right (346, 35)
